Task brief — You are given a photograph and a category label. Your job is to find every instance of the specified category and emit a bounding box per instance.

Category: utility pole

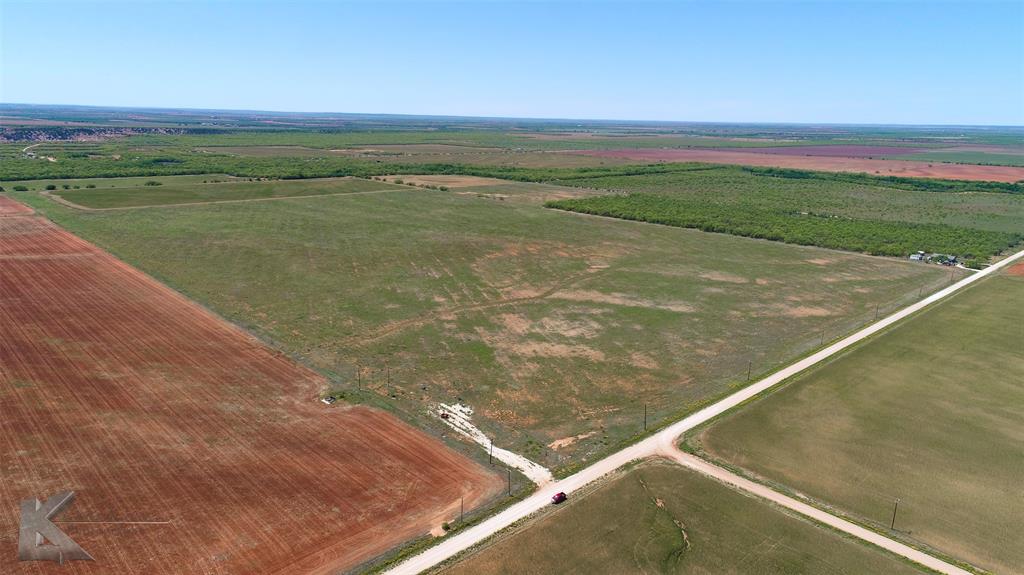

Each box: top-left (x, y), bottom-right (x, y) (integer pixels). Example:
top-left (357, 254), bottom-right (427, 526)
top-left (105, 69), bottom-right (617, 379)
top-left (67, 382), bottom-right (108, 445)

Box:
top-left (356, 364), bottom-right (361, 392)
top-left (820, 329), bottom-right (825, 346)
top-left (507, 468), bottom-right (512, 496)
top-left (460, 496), bottom-right (464, 523)
top-left (489, 441), bottom-right (493, 465)
top-left (746, 360), bottom-right (752, 381)
top-left (643, 403), bottom-right (647, 431)
top-left (890, 498), bottom-right (901, 530)
top-left (874, 304), bottom-right (879, 321)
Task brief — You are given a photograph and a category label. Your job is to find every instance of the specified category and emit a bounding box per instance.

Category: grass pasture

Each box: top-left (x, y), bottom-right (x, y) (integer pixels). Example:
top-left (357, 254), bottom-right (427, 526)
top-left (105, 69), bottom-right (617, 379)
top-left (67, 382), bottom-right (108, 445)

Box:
top-left (440, 461), bottom-right (925, 575)
top-left (891, 149), bottom-right (1024, 167)
top-left (21, 178), bottom-right (955, 474)
top-left (1, 173), bottom-right (240, 191)
top-left (693, 269), bottom-right (1024, 573)
top-left (48, 176), bottom-right (409, 209)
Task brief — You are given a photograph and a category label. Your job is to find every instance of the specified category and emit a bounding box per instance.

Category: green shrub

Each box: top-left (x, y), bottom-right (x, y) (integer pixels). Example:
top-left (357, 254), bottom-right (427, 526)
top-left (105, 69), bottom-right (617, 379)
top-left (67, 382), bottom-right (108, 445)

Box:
top-left (45, 184), bottom-right (57, 190)
top-left (144, 180), bottom-right (162, 186)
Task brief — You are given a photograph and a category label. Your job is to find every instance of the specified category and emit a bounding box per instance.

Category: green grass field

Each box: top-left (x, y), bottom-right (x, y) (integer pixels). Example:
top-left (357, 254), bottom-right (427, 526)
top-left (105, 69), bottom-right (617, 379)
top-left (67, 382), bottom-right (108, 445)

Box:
top-left (47, 176), bottom-right (408, 209)
top-left (892, 150), bottom-right (1024, 167)
top-left (0, 173), bottom-right (241, 191)
top-left (692, 268), bottom-right (1024, 574)
top-left (440, 461), bottom-right (925, 575)
top-left (19, 179), bottom-right (955, 473)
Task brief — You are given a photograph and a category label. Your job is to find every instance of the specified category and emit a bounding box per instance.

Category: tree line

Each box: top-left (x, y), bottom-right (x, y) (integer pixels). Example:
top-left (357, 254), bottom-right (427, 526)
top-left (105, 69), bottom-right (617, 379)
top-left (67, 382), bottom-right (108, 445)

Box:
top-left (546, 193), bottom-right (1020, 259)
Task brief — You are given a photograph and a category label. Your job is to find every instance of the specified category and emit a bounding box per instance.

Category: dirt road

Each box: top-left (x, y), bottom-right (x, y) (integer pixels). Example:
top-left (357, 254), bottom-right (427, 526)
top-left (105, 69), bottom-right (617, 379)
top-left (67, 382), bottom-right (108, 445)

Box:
top-left (384, 249), bottom-right (1024, 575)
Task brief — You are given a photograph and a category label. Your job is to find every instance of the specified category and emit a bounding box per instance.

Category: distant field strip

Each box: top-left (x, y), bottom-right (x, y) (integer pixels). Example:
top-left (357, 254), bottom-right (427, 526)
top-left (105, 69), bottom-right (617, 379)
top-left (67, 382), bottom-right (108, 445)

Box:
top-left (50, 176), bottom-right (409, 209)
top-left (47, 186), bottom-right (413, 211)
top-left (696, 268), bottom-right (1024, 573)
top-left (891, 150), bottom-right (1024, 167)
top-left (571, 148), bottom-right (1024, 182)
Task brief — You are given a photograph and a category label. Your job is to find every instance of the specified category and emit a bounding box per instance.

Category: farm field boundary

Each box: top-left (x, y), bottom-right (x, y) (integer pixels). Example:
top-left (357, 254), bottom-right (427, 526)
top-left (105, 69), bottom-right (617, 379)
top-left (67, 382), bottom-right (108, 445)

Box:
top-left (43, 186), bottom-right (417, 211)
top-left (0, 197), bottom-right (501, 574)
top-left (692, 265), bottom-right (1024, 573)
top-left (570, 148), bottom-right (1024, 182)
top-left (382, 243), bottom-right (1024, 575)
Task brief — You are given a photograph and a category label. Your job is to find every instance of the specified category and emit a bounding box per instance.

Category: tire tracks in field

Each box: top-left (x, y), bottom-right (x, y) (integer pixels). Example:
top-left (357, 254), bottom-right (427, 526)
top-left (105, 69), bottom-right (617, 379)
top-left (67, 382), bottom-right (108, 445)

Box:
top-left (337, 265), bottom-right (609, 350)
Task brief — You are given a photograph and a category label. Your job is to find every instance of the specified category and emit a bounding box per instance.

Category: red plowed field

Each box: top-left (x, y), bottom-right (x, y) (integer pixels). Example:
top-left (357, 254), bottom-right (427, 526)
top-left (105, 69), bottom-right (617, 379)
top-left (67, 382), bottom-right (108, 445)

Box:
top-left (718, 145), bottom-right (927, 157)
top-left (0, 203), bottom-right (500, 574)
top-left (571, 149), bottom-right (1024, 182)
top-left (0, 194), bottom-right (35, 216)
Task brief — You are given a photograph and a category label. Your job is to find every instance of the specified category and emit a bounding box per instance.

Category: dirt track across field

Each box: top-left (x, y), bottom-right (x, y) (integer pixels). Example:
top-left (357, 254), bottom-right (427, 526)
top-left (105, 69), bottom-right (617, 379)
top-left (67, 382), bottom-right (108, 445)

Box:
top-left (385, 249), bottom-right (1024, 575)
top-left (0, 197), bottom-right (500, 574)
top-left (571, 148), bottom-right (1024, 182)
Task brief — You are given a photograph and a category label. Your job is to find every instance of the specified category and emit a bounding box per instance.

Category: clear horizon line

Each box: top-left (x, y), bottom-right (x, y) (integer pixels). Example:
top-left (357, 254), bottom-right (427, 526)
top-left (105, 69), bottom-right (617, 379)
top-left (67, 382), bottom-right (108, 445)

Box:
top-left (2, 101), bottom-right (1022, 130)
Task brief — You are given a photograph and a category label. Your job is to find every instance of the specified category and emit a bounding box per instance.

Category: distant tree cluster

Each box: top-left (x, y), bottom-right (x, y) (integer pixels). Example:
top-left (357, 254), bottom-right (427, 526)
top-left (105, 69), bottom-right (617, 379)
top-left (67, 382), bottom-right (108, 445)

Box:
top-left (546, 193), bottom-right (1019, 259)
top-left (745, 166), bottom-right (1023, 195)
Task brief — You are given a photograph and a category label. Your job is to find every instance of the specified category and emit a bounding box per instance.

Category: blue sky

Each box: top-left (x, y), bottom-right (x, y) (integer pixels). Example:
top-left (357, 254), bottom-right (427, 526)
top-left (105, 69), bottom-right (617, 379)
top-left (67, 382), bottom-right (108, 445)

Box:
top-left (2, 1), bottom-right (1022, 125)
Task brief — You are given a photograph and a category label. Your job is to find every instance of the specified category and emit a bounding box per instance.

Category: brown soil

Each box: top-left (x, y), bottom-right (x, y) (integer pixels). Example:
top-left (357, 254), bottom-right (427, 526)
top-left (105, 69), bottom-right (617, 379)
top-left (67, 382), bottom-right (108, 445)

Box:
top-left (720, 145), bottom-right (928, 157)
top-left (0, 194), bottom-right (34, 216)
top-left (805, 258), bottom-right (836, 266)
top-left (547, 431), bottom-right (596, 450)
top-left (570, 149), bottom-right (1024, 182)
top-left (699, 271), bottom-right (748, 284)
top-left (1006, 261), bottom-right (1024, 276)
top-left (551, 289), bottom-right (695, 313)
top-left (0, 202), bottom-right (501, 575)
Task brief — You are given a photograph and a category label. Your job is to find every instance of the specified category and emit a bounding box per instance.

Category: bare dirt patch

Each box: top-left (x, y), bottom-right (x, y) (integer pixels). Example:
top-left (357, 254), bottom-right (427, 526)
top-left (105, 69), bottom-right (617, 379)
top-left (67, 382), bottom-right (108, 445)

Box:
top-left (629, 352), bottom-right (660, 370)
top-left (508, 341), bottom-right (605, 361)
top-left (552, 289), bottom-right (695, 313)
top-left (700, 271), bottom-right (748, 284)
top-left (0, 204), bottom-right (500, 575)
top-left (548, 431), bottom-right (597, 450)
top-left (1006, 261), bottom-right (1024, 276)
top-left (572, 149), bottom-right (1024, 182)
top-left (805, 258), bottom-right (836, 265)
top-left (748, 302), bottom-right (834, 318)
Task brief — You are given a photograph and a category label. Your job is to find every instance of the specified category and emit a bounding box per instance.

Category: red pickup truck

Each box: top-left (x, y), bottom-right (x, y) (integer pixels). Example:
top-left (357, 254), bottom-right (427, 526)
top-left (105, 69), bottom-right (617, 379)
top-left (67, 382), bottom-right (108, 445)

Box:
top-left (551, 492), bottom-right (567, 505)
